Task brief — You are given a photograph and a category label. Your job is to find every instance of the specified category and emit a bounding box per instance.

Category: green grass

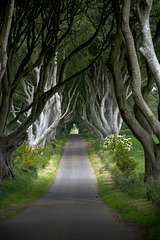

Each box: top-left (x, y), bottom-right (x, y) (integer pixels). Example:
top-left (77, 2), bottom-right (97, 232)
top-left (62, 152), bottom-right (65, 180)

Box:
top-left (87, 133), bottom-right (160, 240)
top-left (0, 135), bottom-right (66, 219)
top-left (0, 163), bottom-right (58, 210)
top-left (1, 156), bottom-right (60, 208)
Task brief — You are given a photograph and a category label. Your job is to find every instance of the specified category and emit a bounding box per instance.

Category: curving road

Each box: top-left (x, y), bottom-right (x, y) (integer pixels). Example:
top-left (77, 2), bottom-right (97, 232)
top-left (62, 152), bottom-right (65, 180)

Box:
top-left (0, 134), bottom-right (138, 240)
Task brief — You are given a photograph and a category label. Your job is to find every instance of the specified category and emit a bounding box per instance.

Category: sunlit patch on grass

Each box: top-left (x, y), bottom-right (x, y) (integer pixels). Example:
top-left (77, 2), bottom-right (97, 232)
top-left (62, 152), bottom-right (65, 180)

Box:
top-left (0, 137), bottom-right (66, 220)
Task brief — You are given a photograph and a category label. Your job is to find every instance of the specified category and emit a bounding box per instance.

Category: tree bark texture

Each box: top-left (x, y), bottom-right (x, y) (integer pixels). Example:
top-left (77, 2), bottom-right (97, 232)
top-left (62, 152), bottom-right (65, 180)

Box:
top-left (0, 0), bottom-right (15, 83)
top-left (0, 0), bottom-right (110, 182)
top-left (109, 0), bottom-right (160, 182)
top-left (77, 63), bottom-right (123, 140)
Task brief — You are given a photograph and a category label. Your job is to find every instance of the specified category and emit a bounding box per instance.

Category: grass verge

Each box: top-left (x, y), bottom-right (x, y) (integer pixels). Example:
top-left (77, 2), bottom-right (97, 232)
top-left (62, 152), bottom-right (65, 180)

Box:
top-left (87, 135), bottom-right (160, 240)
top-left (0, 136), bottom-right (66, 220)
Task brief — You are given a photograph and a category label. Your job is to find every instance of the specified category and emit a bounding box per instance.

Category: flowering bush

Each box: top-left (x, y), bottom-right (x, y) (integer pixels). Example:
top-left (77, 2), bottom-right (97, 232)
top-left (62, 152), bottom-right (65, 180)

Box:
top-left (102, 134), bottom-right (117, 153)
top-left (103, 135), bottom-right (138, 176)
top-left (15, 143), bottom-right (45, 169)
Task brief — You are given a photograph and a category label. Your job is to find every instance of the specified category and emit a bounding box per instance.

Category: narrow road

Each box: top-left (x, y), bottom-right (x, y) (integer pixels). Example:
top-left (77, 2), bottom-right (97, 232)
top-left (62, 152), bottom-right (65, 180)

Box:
top-left (0, 134), bottom-right (138, 240)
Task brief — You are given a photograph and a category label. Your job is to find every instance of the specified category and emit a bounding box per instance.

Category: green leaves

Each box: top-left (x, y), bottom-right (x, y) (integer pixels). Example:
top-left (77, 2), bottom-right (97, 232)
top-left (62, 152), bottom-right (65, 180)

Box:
top-left (15, 143), bottom-right (45, 169)
top-left (103, 135), bottom-right (138, 176)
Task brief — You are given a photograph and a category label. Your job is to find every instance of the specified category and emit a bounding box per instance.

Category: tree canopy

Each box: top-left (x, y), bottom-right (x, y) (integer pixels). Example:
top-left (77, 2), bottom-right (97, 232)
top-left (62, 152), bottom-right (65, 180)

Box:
top-left (0, 0), bottom-right (160, 184)
top-left (0, 0), bottom-right (113, 184)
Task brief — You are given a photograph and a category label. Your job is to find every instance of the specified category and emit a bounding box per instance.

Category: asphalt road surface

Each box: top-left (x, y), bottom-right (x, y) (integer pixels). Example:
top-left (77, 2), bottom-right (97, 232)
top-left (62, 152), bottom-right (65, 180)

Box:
top-left (0, 134), bottom-right (139, 240)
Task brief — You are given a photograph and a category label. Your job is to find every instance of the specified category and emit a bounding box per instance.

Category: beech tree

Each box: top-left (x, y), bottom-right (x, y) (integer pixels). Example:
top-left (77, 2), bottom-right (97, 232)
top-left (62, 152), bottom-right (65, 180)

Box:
top-left (108, 0), bottom-right (160, 182)
top-left (0, 0), bottom-right (15, 82)
top-left (21, 56), bottom-right (61, 146)
top-left (23, 60), bottom-right (78, 145)
top-left (77, 63), bottom-right (123, 141)
top-left (0, 0), bottom-right (111, 184)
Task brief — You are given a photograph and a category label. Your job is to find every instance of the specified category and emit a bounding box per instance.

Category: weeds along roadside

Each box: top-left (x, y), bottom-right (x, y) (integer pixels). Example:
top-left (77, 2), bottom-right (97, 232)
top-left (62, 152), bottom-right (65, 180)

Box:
top-left (85, 130), bottom-right (160, 240)
top-left (0, 133), bottom-right (67, 219)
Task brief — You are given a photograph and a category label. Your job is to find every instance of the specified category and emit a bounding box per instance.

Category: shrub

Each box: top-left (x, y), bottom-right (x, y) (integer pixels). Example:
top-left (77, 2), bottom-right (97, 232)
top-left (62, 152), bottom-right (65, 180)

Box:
top-left (102, 135), bottom-right (138, 176)
top-left (102, 134), bottom-right (117, 154)
top-left (14, 143), bottom-right (46, 170)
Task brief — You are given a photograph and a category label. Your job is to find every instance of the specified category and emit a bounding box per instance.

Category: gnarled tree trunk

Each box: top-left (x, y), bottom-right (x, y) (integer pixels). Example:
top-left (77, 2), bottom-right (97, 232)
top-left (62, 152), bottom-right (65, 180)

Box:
top-left (78, 63), bottom-right (123, 140)
top-left (109, 0), bottom-right (160, 182)
top-left (0, 0), bottom-right (15, 83)
top-left (0, 132), bottom-right (27, 185)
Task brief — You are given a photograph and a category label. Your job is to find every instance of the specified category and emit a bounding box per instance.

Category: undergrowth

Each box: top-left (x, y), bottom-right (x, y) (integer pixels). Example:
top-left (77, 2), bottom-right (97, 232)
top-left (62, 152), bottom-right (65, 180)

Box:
top-left (86, 131), bottom-right (160, 240)
top-left (0, 133), bottom-right (66, 213)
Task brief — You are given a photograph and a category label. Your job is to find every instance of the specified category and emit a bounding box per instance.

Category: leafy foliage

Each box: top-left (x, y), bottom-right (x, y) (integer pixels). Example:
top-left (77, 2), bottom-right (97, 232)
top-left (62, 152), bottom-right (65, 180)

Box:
top-left (87, 134), bottom-right (160, 240)
top-left (102, 135), bottom-right (138, 176)
top-left (0, 135), bottom-right (66, 211)
top-left (14, 143), bottom-right (46, 170)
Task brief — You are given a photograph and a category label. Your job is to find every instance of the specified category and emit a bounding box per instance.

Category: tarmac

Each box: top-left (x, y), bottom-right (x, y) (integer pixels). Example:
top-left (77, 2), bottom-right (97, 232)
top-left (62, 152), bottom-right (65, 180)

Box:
top-left (0, 134), bottom-right (138, 240)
